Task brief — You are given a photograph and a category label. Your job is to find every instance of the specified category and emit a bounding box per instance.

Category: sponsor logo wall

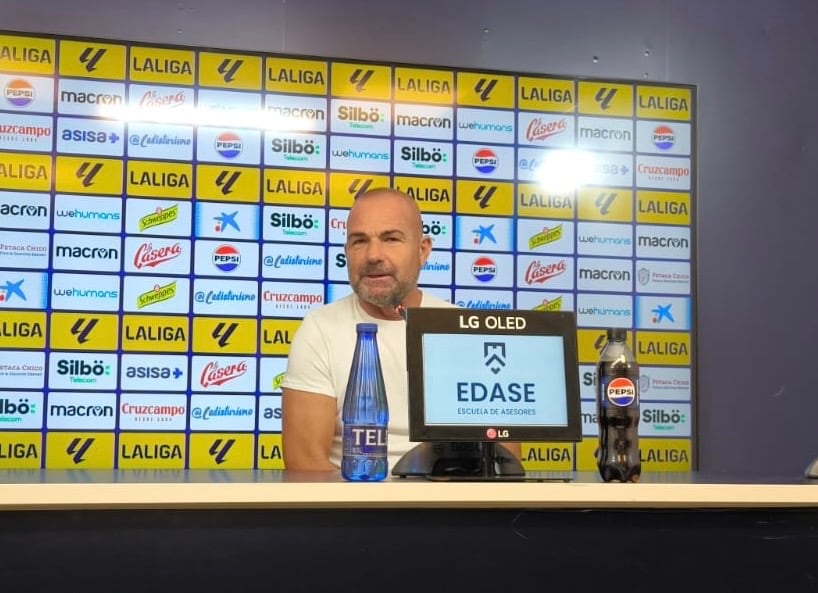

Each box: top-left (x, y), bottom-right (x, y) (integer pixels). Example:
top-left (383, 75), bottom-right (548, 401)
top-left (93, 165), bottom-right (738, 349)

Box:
top-left (0, 31), bottom-right (696, 471)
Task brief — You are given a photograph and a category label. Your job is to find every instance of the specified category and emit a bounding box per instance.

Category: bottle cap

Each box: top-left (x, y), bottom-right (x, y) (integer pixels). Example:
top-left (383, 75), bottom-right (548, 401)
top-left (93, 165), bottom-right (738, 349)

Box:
top-left (356, 322), bottom-right (378, 333)
top-left (607, 328), bottom-right (627, 341)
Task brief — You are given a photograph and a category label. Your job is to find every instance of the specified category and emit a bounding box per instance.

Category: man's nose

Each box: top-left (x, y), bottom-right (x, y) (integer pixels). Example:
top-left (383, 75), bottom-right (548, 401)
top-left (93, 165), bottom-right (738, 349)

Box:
top-left (365, 239), bottom-right (385, 260)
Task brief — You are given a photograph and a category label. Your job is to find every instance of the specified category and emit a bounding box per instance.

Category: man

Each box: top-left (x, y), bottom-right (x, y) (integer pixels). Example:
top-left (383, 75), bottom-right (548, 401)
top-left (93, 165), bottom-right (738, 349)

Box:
top-left (281, 187), bottom-right (451, 471)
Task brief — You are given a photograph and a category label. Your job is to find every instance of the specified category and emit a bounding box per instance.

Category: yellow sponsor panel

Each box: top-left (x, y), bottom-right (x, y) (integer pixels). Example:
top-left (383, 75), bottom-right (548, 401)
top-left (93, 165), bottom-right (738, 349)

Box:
top-left (198, 52), bottom-right (262, 90)
top-left (640, 438), bottom-right (692, 472)
top-left (56, 156), bottom-right (122, 195)
top-left (521, 442), bottom-right (574, 471)
top-left (456, 72), bottom-right (514, 108)
top-left (264, 169), bottom-right (326, 206)
top-left (122, 314), bottom-right (189, 352)
top-left (257, 434), bottom-right (284, 469)
top-left (129, 45), bottom-right (195, 85)
top-left (0, 152), bottom-right (51, 192)
top-left (393, 67), bottom-right (454, 105)
top-left (455, 180), bottom-right (513, 216)
top-left (637, 86), bottom-right (692, 121)
top-left (517, 184), bottom-right (575, 219)
top-left (189, 433), bottom-right (255, 469)
top-left (192, 317), bottom-right (258, 354)
top-left (330, 62), bottom-right (391, 100)
top-left (0, 34), bottom-right (55, 74)
top-left (394, 176), bottom-right (454, 214)
top-left (196, 164), bottom-right (260, 203)
top-left (127, 160), bottom-right (192, 199)
top-left (578, 81), bottom-right (634, 117)
top-left (118, 433), bottom-right (186, 470)
top-left (45, 432), bottom-right (115, 469)
top-left (636, 191), bottom-right (690, 225)
top-left (0, 432), bottom-right (41, 469)
top-left (518, 77), bottom-right (575, 113)
top-left (49, 313), bottom-right (118, 351)
top-left (0, 311), bottom-right (46, 349)
top-left (265, 57), bottom-right (328, 95)
top-left (576, 438), bottom-right (599, 471)
top-left (577, 187), bottom-right (633, 222)
top-left (636, 331), bottom-right (691, 366)
top-left (328, 172), bottom-right (391, 208)
top-left (260, 319), bottom-right (300, 355)
top-left (577, 328), bottom-right (634, 364)
top-left (58, 40), bottom-right (126, 79)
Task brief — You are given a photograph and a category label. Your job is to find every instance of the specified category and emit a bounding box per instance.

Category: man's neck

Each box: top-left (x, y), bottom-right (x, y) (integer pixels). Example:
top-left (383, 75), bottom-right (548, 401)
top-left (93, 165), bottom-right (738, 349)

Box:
top-left (358, 288), bottom-right (422, 321)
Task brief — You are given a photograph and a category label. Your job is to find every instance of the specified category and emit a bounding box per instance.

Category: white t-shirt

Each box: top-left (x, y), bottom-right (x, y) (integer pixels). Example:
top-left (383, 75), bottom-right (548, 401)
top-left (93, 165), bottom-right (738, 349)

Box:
top-left (281, 292), bottom-right (453, 469)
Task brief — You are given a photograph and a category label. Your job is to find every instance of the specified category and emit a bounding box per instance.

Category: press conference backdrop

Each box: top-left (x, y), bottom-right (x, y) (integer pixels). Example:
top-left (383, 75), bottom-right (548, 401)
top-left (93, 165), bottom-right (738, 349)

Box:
top-left (0, 30), bottom-right (696, 472)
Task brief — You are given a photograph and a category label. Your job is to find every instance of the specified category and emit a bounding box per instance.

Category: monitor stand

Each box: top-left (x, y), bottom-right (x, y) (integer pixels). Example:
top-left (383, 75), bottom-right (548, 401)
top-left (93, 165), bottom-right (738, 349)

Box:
top-left (391, 441), bottom-right (526, 481)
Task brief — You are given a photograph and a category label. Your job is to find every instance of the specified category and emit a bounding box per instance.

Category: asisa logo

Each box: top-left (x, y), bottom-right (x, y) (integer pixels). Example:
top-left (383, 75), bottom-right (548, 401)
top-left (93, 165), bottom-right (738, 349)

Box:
top-left (471, 256), bottom-right (497, 282)
top-left (215, 132), bottom-right (242, 159)
top-left (652, 125), bottom-right (675, 150)
top-left (606, 377), bottom-right (637, 406)
top-left (472, 148), bottom-right (498, 174)
top-left (212, 244), bottom-right (240, 272)
top-left (5, 79), bottom-right (34, 108)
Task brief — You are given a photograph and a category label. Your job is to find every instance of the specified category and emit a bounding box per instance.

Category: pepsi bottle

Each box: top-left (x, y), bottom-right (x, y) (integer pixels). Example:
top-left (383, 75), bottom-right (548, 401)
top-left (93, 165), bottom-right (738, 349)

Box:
top-left (596, 328), bottom-right (641, 482)
top-left (342, 323), bottom-right (389, 481)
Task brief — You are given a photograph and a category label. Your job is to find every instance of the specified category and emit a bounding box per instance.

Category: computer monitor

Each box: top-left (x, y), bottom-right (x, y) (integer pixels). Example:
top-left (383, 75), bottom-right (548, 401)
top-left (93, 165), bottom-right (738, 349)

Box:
top-left (392, 308), bottom-right (582, 480)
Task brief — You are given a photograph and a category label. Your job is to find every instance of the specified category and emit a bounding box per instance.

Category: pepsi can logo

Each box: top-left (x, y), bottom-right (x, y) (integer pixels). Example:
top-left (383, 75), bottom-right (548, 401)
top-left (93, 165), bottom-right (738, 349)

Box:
top-left (607, 377), bottom-right (637, 406)
top-left (5, 79), bottom-right (35, 107)
top-left (472, 256), bottom-right (497, 282)
top-left (473, 148), bottom-right (498, 174)
top-left (215, 132), bottom-right (242, 158)
top-left (652, 125), bottom-right (675, 150)
top-left (212, 244), bottom-right (241, 271)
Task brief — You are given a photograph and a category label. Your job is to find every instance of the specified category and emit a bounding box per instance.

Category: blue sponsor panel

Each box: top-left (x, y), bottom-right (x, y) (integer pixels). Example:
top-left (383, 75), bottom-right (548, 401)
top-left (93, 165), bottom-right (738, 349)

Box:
top-left (258, 395), bottom-right (283, 431)
top-left (635, 154), bottom-right (691, 191)
top-left (392, 139), bottom-right (453, 177)
top-left (422, 213), bottom-right (453, 249)
top-left (118, 393), bottom-right (188, 431)
top-left (589, 151), bottom-right (634, 187)
top-left (641, 402), bottom-right (691, 437)
top-left (516, 218), bottom-right (574, 254)
top-left (326, 208), bottom-right (349, 245)
top-left (326, 282), bottom-right (352, 304)
top-left (0, 351), bottom-right (45, 389)
top-left (56, 116), bottom-right (124, 156)
top-left (120, 353), bottom-right (189, 392)
top-left (54, 194), bottom-right (121, 233)
top-left (639, 367), bottom-right (692, 402)
top-left (52, 233), bottom-right (122, 273)
top-left (126, 122), bottom-right (194, 161)
top-left (194, 202), bottom-right (260, 240)
top-left (0, 230), bottom-right (49, 269)
top-left (330, 99), bottom-right (391, 136)
top-left (1, 74), bottom-right (54, 113)
top-left (455, 143), bottom-right (515, 180)
top-left (57, 79), bottom-right (126, 117)
top-left (453, 288), bottom-right (514, 310)
top-left (124, 236), bottom-right (191, 275)
top-left (579, 366), bottom-right (597, 401)
top-left (580, 400), bottom-right (597, 436)
top-left (516, 254), bottom-right (574, 291)
top-left (260, 281), bottom-right (325, 317)
top-left (517, 146), bottom-right (548, 182)
top-left (196, 127), bottom-right (261, 165)
top-left (576, 116), bottom-right (634, 152)
top-left (636, 120), bottom-right (691, 156)
top-left (264, 93), bottom-right (328, 132)
top-left (455, 215), bottom-right (513, 252)
top-left (127, 84), bottom-right (195, 121)
top-left (122, 276), bottom-right (190, 314)
top-left (46, 392), bottom-right (117, 430)
top-left (576, 257), bottom-right (633, 292)
top-left (419, 286), bottom-right (453, 303)
top-left (0, 191), bottom-right (50, 230)
top-left (515, 290), bottom-right (574, 312)
top-left (0, 270), bottom-right (48, 309)
top-left (197, 88), bottom-right (261, 128)
top-left (419, 250), bottom-right (453, 286)
top-left (635, 225), bottom-right (690, 260)
top-left (0, 113), bottom-right (54, 152)
top-left (51, 272), bottom-right (119, 312)
top-left (259, 357), bottom-right (287, 394)
top-left (0, 390), bottom-right (43, 429)
top-left (635, 295), bottom-right (691, 331)
top-left (190, 355), bottom-right (257, 394)
top-left (328, 135), bottom-right (390, 173)
top-left (326, 245), bottom-right (347, 282)
top-left (635, 259), bottom-right (691, 295)
top-left (576, 222), bottom-right (633, 257)
top-left (263, 205), bottom-right (325, 243)
top-left (393, 103), bottom-right (454, 141)
top-left (454, 252), bottom-right (514, 288)
top-left (517, 112), bottom-right (575, 148)
top-left (193, 239), bottom-right (260, 279)
top-left (576, 292), bottom-right (633, 328)
top-left (455, 107), bottom-right (515, 144)
top-left (48, 352), bottom-right (119, 391)
top-left (192, 278), bottom-right (258, 317)
top-left (265, 132), bottom-right (326, 169)
top-left (190, 394), bottom-right (256, 431)
top-left (125, 198), bottom-right (192, 237)
top-left (261, 243), bottom-right (325, 281)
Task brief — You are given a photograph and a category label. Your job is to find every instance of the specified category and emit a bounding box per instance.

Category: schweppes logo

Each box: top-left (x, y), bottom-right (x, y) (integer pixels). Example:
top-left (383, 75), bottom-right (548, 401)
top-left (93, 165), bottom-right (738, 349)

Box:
top-left (130, 46), bottom-right (195, 85)
top-left (139, 204), bottom-right (179, 231)
top-left (518, 183), bottom-right (575, 219)
top-left (56, 156), bottom-right (122, 195)
top-left (395, 176), bottom-right (454, 214)
top-left (49, 313), bottom-right (118, 351)
top-left (137, 281), bottom-right (178, 309)
top-left (189, 434), bottom-right (254, 469)
top-left (264, 169), bottom-right (326, 206)
top-left (118, 433), bottom-right (185, 469)
top-left (0, 35), bottom-right (54, 74)
top-left (636, 331), bottom-right (690, 365)
top-left (394, 67), bottom-right (453, 105)
top-left (637, 86), bottom-right (691, 121)
top-left (257, 434), bottom-right (284, 469)
top-left (260, 319), bottom-right (300, 355)
top-left (128, 161), bottom-right (192, 199)
top-left (578, 188), bottom-right (633, 222)
top-left (578, 81), bottom-right (633, 117)
top-left (266, 57), bottom-right (327, 95)
top-left (0, 311), bottom-right (46, 349)
top-left (529, 224), bottom-right (563, 250)
top-left (0, 432), bottom-right (41, 469)
top-left (518, 77), bottom-right (575, 112)
top-left (59, 40), bottom-right (126, 79)
top-left (331, 63), bottom-right (391, 100)
top-left (328, 172), bottom-right (390, 208)
top-left (456, 72), bottom-right (515, 108)
top-left (636, 191), bottom-right (690, 225)
top-left (197, 165), bottom-right (260, 203)
top-left (640, 438), bottom-right (692, 471)
top-left (45, 433), bottom-right (115, 469)
top-left (455, 180), bottom-right (513, 216)
top-left (520, 443), bottom-right (573, 470)
top-left (193, 317), bottom-right (258, 354)
top-left (122, 314), bottom-right (188, 352)
top-left (198, 52), bottom-right (262, 90)
top-left (533, 296), bottom-right (563, 312)
top-left (0, 152), bottom-right (51, 192)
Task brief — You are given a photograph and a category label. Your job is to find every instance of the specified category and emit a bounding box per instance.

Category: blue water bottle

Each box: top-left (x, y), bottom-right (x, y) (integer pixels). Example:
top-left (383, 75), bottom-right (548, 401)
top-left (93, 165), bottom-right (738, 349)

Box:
top-left (342, 323), bottom-right (389, 481)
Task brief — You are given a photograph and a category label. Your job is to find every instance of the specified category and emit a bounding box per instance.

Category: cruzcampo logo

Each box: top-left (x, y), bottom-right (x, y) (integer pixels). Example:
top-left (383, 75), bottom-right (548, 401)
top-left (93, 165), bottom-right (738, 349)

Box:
top-left (137, 281), bottom-right (177, 309)
top-left (139, 205), bottom-right (179, 231)
top-left (528, 224), bottom-right (563, 250)
top-left (534, 296), bottom-right (562, 312)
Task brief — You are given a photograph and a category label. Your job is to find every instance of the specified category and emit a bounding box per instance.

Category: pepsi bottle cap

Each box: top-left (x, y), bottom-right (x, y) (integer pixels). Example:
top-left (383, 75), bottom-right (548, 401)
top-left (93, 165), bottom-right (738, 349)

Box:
top-left (607, 328), bottom-right (627, 341)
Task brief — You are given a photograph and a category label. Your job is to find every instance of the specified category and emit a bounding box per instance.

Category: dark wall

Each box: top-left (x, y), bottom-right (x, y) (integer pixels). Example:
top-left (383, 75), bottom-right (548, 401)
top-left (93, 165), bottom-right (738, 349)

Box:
top-left (4, 0), bottom-right (818, 477)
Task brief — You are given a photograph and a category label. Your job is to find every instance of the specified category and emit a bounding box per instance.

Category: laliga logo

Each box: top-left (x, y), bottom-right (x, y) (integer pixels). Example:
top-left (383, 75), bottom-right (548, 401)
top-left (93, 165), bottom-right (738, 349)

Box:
top-left (471, 256), bottom-right (497, 282)
top-left (200, 361), bottom-right (248, 388)
top-left (212, 244), bottom-right (241, 272)
top-left (5, 79), bottom-right (35, 108)
top-left (215, 132), bottom-right (242, 158)
top-left (133, 242), bottom-right (182, 269)
top-left (485, 428), bottom-right (510, 439)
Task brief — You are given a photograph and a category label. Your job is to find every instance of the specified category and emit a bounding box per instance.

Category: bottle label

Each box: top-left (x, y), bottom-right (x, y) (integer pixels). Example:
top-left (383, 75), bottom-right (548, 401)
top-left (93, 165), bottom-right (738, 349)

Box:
top-left (342, 425), bottom-right (387, 456)
top-left (603, 376), bottom-right (638, 407)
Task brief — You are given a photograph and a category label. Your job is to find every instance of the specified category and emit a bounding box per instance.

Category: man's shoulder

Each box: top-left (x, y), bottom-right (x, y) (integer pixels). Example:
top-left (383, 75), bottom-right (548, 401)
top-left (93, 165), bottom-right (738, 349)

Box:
top-left (298, 293), bottom-right (358, 326)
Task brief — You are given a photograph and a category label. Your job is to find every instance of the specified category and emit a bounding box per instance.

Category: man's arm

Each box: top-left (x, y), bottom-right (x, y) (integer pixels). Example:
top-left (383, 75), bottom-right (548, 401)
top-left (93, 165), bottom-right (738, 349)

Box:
top-left (282, 387), bottom-right (337, 471)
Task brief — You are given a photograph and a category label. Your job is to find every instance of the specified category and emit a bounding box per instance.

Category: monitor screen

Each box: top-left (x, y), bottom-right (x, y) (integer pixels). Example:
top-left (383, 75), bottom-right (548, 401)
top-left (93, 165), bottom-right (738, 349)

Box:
top-left (406, 308), bottom-right (582, 444)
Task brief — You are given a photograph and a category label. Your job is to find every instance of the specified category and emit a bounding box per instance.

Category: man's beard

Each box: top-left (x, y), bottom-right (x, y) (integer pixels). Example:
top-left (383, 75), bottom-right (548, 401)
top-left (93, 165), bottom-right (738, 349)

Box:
top-left (351, 267), bottom-right (416, 308)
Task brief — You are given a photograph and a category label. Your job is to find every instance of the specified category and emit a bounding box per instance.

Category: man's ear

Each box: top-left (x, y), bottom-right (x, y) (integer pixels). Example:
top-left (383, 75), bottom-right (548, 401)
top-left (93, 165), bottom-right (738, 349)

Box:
top-left (419, 235), bottom-right (432, 264)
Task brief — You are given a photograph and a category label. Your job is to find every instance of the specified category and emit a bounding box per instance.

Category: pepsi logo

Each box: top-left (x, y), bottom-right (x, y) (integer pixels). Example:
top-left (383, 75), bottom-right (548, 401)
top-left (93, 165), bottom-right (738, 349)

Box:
top-left (606, 376), bottom-right (637, 407)
top-left (652, 125), bottom-right (675, 150)
top-left (472, 148), bottom-right (498, 174)
top-left (212, 244), bottom-right (241, 272)
top-left (5, 79), bottom-right (35, 108)
top-left (215, 132), bottom-right (243, 158)
top-left (472, 256), bottom-right (497, 282)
